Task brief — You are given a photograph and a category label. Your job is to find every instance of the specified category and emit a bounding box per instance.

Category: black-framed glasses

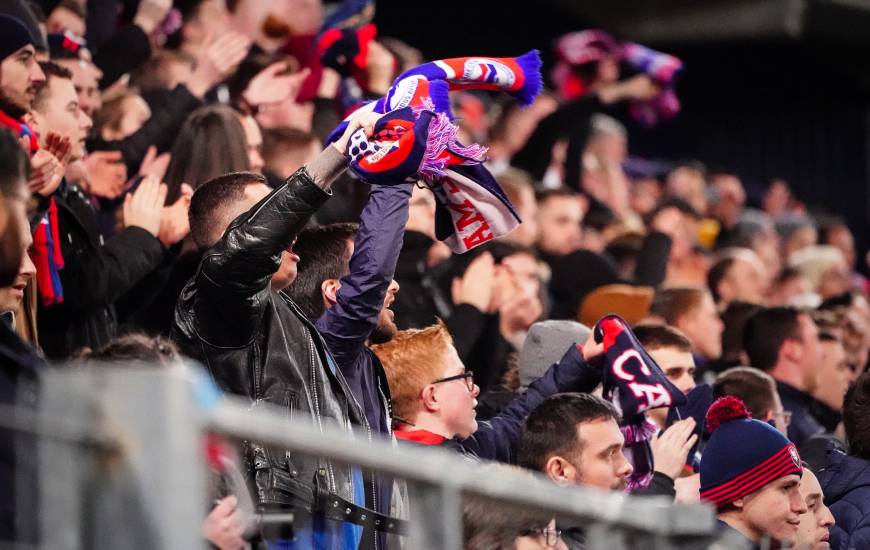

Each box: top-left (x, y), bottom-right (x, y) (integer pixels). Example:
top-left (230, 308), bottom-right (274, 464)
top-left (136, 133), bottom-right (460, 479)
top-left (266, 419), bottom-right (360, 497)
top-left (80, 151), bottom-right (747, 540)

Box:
top-left (431, 372), bottom-right (475, 392)
top-left (520, 526), bottom-right (562, 547)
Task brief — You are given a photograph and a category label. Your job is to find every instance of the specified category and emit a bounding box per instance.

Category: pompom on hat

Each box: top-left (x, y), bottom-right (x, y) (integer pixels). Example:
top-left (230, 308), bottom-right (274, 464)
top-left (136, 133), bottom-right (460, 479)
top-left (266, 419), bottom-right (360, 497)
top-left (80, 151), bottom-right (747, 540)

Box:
top-left (699, 396), bottom-right (803, 508)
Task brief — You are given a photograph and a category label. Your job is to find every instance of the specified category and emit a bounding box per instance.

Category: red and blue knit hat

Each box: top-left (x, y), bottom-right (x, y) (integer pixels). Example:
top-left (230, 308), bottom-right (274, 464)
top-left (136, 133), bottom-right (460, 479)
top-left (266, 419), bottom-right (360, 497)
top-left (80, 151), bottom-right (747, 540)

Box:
top-left (699, 396), bottom-right (802, 508)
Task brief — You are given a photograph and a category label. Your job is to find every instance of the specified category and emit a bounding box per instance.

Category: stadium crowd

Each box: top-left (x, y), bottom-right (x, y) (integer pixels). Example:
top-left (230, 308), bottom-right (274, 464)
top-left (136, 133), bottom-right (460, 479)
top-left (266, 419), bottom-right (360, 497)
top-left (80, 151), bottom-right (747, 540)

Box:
top-left (0, 0), bottom-right (869, 548)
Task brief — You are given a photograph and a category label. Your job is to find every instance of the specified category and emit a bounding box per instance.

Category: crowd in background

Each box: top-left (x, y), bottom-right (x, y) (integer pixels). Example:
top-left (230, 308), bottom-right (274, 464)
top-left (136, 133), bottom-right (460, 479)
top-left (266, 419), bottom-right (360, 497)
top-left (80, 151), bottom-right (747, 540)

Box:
top-left (1, 0), bottom-right (870, 549)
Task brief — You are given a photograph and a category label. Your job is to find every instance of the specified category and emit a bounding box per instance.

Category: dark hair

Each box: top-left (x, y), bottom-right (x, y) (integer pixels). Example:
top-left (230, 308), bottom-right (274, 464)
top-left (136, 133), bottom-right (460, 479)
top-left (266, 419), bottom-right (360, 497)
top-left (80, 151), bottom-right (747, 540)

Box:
top-left (32, 61), bottom-right (72, 111)
top-left (450, 240), bottom-right (537, 281)
top-left (707, 256), bottom-right (736, 304)
top-left (164, 105), bottom-right (250, 202)
top-left (53, 0), bottom-right (86, 19)
top-left (189, 171), bottom-right (267, 250)
top-left (130, 49), bottom-right (195, 93)
top-left (819, 290), bottom-right (862, 311)
top-left (518, 393), bottom-right (620, 473)
top-left (647, 196), bottom-right (701, 224)
top-left (633, 324), bottom-right (692, 353)
top-left (534, 187), bottom-right (578, 205)
top-left (77, 333), bottom-right (180, 365)
top-left (844, 372), bottom-right (870, 460)
top-left (285, 223), bottom-right (359, 320)
top-left (742, 307), bottom-right (802, 371)
top-left (713, 367), bottom-right (778, 421)
top-left (463, 493), bottom-right (551, 550)
top-left (650, 287), bottom-right (707, 325)
top-left (718, 301), bottom-right (763, 366)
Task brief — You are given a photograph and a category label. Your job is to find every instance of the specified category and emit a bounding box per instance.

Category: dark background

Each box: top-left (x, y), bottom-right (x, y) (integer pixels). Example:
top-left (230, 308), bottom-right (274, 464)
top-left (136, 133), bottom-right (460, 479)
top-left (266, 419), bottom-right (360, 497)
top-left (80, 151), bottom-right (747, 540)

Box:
top-left (375, 0), bottom-right (870, 265)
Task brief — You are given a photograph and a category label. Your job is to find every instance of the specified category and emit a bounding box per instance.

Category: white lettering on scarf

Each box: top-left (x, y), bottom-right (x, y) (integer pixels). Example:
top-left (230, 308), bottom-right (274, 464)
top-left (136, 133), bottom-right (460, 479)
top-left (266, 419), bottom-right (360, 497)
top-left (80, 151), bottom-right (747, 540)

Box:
top-left (612, 348), bottom-right (673, 412)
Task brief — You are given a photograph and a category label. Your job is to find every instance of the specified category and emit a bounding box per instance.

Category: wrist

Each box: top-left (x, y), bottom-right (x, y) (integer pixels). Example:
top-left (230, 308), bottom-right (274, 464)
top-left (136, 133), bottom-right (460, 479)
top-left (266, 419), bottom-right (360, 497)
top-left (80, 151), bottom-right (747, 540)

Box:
top-left (133, 15), bottom-right (158, 35)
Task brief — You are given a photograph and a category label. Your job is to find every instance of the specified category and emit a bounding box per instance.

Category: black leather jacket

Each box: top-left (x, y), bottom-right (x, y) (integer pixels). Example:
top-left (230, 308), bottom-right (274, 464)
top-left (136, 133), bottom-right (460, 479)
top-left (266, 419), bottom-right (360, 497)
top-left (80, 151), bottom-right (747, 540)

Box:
top-left (172, 164), bottom-right (368, 513)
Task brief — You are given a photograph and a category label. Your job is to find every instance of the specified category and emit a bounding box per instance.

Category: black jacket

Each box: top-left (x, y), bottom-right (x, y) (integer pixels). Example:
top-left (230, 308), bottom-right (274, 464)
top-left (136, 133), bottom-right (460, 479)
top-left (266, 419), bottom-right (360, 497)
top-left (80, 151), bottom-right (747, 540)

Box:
top-left (0, 317), bottom-right (43, 545)
top-left (38, 182), bottom-right (165, 358)
top-left (777, 381), bottom-right (826, 450)
top-left (171, 166), bottom-right (371, 521)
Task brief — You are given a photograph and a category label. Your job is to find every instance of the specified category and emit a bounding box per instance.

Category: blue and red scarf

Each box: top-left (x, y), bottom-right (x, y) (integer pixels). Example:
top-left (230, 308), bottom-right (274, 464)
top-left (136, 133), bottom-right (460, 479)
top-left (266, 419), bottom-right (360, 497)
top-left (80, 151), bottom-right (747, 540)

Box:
top-left (326, 51), bottom-right (542, 253)
top-left (594, 315), bottom-right (688, 491)
top-left (0, 110), bottom-right (65, 306)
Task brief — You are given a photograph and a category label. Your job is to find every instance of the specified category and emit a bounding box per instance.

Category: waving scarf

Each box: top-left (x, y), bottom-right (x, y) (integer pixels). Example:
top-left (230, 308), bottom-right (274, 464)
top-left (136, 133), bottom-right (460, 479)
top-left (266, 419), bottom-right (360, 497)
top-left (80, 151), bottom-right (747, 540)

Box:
top-left (326, 51), bottom-right (542, 252)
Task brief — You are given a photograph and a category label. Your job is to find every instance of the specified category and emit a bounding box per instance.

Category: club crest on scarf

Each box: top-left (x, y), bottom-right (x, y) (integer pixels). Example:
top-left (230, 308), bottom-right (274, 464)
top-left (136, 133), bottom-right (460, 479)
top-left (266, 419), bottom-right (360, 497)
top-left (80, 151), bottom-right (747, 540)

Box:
top-left (327, 51), bottom-right (543, 253)
top-left (594, 315), bottom-right (688, 491)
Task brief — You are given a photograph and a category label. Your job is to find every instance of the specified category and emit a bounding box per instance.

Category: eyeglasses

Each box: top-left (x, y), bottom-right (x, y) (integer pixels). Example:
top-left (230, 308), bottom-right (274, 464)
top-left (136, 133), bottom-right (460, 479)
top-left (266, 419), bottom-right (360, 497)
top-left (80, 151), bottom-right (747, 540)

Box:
top-left (772, 411), bottom-right (792, 428)
top-left (431, 372), bottom-right (475, 392)
top-left (520, 526), bottom-right (562, 547)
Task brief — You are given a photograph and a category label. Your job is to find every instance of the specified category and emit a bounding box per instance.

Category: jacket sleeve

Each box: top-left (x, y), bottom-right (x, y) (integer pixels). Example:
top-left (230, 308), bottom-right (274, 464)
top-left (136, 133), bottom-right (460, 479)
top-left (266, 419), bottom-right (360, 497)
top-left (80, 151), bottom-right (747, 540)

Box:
top-left (460, 344), bottom-right (602, 462)
top-left (511, 95), bottom-right (604, 181)
top-left (193, 160), bottom-right (341, 347)
top-left (632, 472), bottom-right (675, 498)
top-left (632, 231), bottom-right (672, 287)
top-left (316, 183), bottom-right (413, 369)
top-left (116, 85), bottom-right (203, 174)
top-left (54, 225), bottom-right (165, 311)
top-left (94, 24), bottom-right (152, 89)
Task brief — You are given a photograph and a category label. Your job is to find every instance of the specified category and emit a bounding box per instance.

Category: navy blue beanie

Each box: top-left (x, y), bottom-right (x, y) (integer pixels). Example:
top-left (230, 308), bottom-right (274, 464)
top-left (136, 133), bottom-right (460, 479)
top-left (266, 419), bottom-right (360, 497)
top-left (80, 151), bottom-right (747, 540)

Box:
top-left (0, 14), bottom-right (37, 61)
top-left (699, 396), bottom-right (802, 508)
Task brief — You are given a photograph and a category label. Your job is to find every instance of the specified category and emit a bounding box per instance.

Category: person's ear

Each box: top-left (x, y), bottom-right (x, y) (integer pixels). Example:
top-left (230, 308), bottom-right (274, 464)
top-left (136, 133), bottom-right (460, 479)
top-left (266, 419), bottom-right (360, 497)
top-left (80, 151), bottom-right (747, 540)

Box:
top-left (24, 111), bottom-right (40, 135)
top-left (732, 497), bottom-right (745, 510)
top-left (544, 456), bottom-right (575, 485)
top-left (421, 384), bottom-right (440, 413)
top-left (321, 279), bottom-right (341, 308)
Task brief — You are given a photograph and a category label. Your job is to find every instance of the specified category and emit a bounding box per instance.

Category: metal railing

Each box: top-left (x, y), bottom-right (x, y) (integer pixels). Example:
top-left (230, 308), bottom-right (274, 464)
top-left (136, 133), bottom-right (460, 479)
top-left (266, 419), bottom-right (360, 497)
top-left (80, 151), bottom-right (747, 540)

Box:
top-left (8, 363), bottom-right (743, 550)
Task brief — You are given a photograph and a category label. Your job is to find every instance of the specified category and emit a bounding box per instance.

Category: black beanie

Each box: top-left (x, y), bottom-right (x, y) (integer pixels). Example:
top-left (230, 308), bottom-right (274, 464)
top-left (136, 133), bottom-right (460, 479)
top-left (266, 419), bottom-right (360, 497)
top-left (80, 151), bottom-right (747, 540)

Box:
top-left (0, 14), bottom-right (36, 61)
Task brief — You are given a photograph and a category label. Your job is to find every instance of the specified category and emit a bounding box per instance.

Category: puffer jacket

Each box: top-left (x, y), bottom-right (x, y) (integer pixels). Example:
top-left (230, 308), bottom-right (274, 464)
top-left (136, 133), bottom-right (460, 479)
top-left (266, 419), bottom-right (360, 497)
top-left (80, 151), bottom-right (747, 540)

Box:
top-left (172, 157), bottom-right (377, 548)
top-left (818, 447), bottom-right (870, 550)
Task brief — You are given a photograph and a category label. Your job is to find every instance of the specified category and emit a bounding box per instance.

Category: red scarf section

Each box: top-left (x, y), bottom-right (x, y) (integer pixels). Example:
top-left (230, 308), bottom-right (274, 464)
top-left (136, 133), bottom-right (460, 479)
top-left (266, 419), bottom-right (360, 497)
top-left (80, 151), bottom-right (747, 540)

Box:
top-left (393, 429), bottom-right (445, 446)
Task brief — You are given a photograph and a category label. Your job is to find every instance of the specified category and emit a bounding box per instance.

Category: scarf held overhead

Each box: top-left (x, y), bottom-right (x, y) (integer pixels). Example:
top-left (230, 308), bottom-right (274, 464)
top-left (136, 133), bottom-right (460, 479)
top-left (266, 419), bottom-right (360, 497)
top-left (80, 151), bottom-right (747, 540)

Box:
top-left (326, 51), bottom-right (542, 253)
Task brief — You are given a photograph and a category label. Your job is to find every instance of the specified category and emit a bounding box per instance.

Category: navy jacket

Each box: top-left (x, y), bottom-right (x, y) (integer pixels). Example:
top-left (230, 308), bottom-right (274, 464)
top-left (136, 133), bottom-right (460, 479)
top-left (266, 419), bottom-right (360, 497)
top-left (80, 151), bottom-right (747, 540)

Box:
top-left (316, 183), bottom-right (413, 545)
top-left (398, 343), bottom-right (602, 463)
top-left (778, 381), bottom-right (825, 449)
top-left (818, 448), bottom-right (870, 550)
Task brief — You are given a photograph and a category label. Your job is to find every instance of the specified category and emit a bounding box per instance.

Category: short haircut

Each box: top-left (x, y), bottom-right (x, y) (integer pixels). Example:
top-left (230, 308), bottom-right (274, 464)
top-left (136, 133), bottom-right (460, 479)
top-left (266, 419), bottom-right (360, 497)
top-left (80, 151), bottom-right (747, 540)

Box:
top-left (189, 171), bottom-right (267, 250)
top-left (633, 323), bottom-right (692, 353)
top-left (845, 372), bottom-right (870, 460)
top-left (262, 127), bottom-right (318, 163)
top-left (714, 367), bottom-right (779, 420)
top-left (92, 90), bottom-right (141, 135)
top-left (534, 187), bottom-right (579, 205)
top-left (32, 61), bottom-right (72, 111)
top-left (285, 223), bottom-right (359, 320)
top-left (517, 393), bottom-right (620, 473)
top-left (496, 167), bottom-right (535, 206)
top-left (743, 307), bottom-right (802, 371)
top-left (463, 490), bottom-right (550, 550)
top-left (650, 287), bottom-right (707, 325)
top-left (373, 321), bottom-right (455, 422)
top-left (707, 256), bottom-right (736, 303)
top-left (130, 49), bottom-right (195, 92)
top-left (77, 333), bottom-right (179, 365)
top-left (588, 113), bottom-right (627, 141)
